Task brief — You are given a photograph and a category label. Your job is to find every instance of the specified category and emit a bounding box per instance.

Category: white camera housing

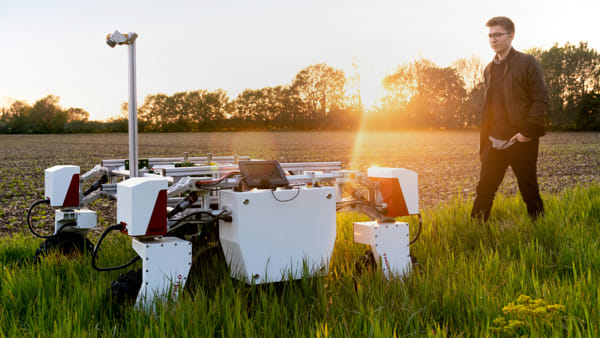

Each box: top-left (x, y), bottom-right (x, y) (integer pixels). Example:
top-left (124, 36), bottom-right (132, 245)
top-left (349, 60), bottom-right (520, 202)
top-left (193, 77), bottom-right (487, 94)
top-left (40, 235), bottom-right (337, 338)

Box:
top-left (106, 30), bottom-right (137, 48)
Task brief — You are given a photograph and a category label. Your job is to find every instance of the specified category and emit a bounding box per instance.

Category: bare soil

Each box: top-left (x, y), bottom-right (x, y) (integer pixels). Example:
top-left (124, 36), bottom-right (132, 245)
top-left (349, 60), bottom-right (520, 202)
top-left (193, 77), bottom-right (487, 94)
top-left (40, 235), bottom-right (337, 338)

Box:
top-left (1, 131), bottom-right (598, 236)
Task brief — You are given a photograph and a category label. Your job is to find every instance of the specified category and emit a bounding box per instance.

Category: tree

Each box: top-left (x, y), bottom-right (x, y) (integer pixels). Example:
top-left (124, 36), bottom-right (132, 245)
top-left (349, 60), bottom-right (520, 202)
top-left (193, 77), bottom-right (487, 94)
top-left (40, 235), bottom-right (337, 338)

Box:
top-left (381, 58), bottom-right (467, 128)
top-left (451, 55), bottom-right (485, 93)
top-left (27, 95), bottom-right (68, 133)
top-left (138, 93), bottom-right (171, 131)
top-left (189, 89), bottom-right (230, 130)
top-left (65, 107), bottom-right (89, 122)
top-left (291, 63), bottom-right (347, 127)
top-left (268, 86), bottom-right (299, 129)
top-left (575, 92), bottom-right (600, 130)
top-left (528, 42), bottom-right (600, 130)
top-left (231, 86), bottom-right (297, 129)
top-left (62, 108), bottom-right (90, 133)
top-left (137, 89), bottom-right (230, 131)
top-left (0, 100), bottom-right (31, 133)
top-left (348, 57), bottom-right (364, 111)
top-left (458, 81), bottom-right (485, 128)
top-left (0, 97), bottom-right (91, 133)
top-left (451, 56), bottom-right (485, 128)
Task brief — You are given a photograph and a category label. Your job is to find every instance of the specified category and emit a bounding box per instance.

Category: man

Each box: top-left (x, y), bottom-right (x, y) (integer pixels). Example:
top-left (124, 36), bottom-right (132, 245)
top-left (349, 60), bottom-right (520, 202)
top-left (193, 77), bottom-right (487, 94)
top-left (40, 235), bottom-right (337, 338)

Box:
top-left (471, 16), bottom-right (549, 222)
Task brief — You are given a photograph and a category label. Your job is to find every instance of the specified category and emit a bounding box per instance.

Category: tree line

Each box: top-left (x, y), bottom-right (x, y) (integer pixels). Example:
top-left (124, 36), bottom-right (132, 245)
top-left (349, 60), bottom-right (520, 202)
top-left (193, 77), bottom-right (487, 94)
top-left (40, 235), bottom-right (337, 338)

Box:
top-left (1, 41), bottom-right (598, 134)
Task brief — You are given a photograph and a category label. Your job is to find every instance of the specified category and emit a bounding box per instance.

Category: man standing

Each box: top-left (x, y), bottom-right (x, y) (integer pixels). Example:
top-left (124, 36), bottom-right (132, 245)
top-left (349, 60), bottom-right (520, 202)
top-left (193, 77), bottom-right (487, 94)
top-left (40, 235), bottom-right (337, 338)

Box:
top-left (471, 16), bottom-right (549, 222)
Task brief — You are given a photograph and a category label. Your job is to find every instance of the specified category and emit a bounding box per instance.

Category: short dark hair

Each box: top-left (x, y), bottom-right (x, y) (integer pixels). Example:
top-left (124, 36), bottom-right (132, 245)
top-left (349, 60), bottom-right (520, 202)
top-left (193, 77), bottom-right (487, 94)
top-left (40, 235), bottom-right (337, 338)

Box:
top-left (486, 16), bottom-right (515, 33)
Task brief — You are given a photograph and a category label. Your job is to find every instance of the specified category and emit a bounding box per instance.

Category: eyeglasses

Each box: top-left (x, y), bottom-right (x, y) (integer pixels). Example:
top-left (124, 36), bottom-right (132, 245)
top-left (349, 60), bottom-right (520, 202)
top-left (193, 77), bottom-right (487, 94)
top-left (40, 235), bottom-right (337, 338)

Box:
top-left (488, 32), bottom-right (512, 39)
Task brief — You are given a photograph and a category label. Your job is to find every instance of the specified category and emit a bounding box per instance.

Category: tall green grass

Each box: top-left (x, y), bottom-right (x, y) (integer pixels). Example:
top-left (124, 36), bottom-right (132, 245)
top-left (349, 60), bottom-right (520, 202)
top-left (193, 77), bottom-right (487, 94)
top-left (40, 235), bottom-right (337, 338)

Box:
top-left (1, 184), bottom-right (598, 336)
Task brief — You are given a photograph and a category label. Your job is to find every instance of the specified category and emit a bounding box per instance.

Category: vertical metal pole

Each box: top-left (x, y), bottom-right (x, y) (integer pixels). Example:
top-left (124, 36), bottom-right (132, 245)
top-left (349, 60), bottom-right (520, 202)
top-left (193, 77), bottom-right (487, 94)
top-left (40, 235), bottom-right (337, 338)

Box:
top-left (128, 40), bottom-right (139, 178)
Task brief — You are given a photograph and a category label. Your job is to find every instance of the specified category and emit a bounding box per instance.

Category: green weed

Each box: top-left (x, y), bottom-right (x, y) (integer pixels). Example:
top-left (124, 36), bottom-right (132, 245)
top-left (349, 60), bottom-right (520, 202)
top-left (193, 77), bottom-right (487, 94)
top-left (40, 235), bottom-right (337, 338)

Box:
top-left (1, 184), bottom-right (599, 335)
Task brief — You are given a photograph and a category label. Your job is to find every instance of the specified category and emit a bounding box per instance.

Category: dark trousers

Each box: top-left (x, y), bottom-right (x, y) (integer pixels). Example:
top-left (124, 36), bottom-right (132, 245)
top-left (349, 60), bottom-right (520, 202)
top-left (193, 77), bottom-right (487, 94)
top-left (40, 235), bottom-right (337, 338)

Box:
top-left (471, 139), bottom-right (544, 221)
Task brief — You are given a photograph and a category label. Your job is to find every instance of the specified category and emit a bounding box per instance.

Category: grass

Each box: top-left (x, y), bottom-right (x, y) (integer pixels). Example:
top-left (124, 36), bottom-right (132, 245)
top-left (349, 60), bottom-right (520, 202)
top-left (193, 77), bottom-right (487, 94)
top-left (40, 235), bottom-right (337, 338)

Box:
top-left (1, 184), bottom-right (598, 336)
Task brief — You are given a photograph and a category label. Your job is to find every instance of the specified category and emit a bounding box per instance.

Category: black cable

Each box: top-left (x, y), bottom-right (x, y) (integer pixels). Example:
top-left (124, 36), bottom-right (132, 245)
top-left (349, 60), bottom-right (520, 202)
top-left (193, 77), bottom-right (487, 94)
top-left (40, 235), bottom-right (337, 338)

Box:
top-left (167, 210), bottom-right (221, 234)
top-left (216, 209), bottom-right (229, 221)
top-left (409, 214), bottom-right (423, 245)
top-left (27, 199), bottom-right (84, 239)
top-left (271, 186), bottom-right (301, 202)
top-left (335, 200), bottom-right (376, 211)
top-left (27, 199), bottom-right (52, 239)
top-left (91, 223), bottom-right (141, 272)
top-left (174, 210), bottom-right (218, 222)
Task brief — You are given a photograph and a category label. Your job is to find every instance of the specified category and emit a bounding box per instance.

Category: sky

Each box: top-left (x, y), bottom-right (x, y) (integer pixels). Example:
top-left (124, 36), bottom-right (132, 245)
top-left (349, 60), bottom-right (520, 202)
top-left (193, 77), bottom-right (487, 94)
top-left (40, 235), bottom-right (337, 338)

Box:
top-left (1, 0), bottom-right (599, 121)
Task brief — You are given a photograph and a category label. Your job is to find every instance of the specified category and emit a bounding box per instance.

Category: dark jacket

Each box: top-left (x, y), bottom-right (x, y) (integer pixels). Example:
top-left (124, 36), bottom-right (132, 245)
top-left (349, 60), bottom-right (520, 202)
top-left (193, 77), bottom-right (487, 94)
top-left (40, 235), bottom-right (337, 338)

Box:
top-left (479, 48), bottom-right (549, 153)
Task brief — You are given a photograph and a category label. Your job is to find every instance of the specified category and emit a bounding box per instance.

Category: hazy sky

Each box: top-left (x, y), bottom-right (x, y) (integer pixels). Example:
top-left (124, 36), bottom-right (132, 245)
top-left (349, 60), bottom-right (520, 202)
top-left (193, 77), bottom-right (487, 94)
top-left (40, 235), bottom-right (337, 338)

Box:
top-left (1, 0), bottom-right (598, 121)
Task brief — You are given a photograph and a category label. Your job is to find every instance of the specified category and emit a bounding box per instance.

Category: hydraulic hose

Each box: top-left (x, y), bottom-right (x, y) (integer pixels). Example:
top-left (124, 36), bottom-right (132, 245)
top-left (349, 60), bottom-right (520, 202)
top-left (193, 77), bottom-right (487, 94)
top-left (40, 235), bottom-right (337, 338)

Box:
top-left (91, 223), bottom-right (141, 272)
top-left (83, 174), bottom-right (108, 196)
top-left (167, 191), bottom-right (198, 218)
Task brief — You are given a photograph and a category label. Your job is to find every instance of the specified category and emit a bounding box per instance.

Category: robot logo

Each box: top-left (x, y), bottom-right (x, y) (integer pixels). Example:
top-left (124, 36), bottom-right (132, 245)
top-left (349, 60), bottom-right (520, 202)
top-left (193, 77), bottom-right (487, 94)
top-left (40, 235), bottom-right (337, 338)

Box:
top-left (172, 274), bottom-right (183, 300)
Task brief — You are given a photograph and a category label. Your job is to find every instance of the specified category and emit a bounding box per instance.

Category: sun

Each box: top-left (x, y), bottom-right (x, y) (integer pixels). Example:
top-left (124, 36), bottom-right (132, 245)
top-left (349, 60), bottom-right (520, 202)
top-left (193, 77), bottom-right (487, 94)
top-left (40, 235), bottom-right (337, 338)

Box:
top-left (345, 59), bottom-right (387, 111)
top-left (359, 75), bottom-right (386, 111)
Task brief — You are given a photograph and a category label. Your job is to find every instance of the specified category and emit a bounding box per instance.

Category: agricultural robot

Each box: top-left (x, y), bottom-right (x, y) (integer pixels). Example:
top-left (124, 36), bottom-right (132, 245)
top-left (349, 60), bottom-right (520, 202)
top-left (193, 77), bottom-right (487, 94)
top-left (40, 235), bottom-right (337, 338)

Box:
top-left (25, 31), bottom-right (422, 308)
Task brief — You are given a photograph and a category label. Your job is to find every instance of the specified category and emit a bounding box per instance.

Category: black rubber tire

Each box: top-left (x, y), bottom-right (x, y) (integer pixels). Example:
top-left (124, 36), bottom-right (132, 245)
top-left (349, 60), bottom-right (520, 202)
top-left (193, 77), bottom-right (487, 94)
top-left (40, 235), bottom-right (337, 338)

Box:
top-left (355, 249), bottom-right (377, 275)
top-left (33, 232), bottom-right (94, 264)
top-left (110, 268), bottom-right (143, 305)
